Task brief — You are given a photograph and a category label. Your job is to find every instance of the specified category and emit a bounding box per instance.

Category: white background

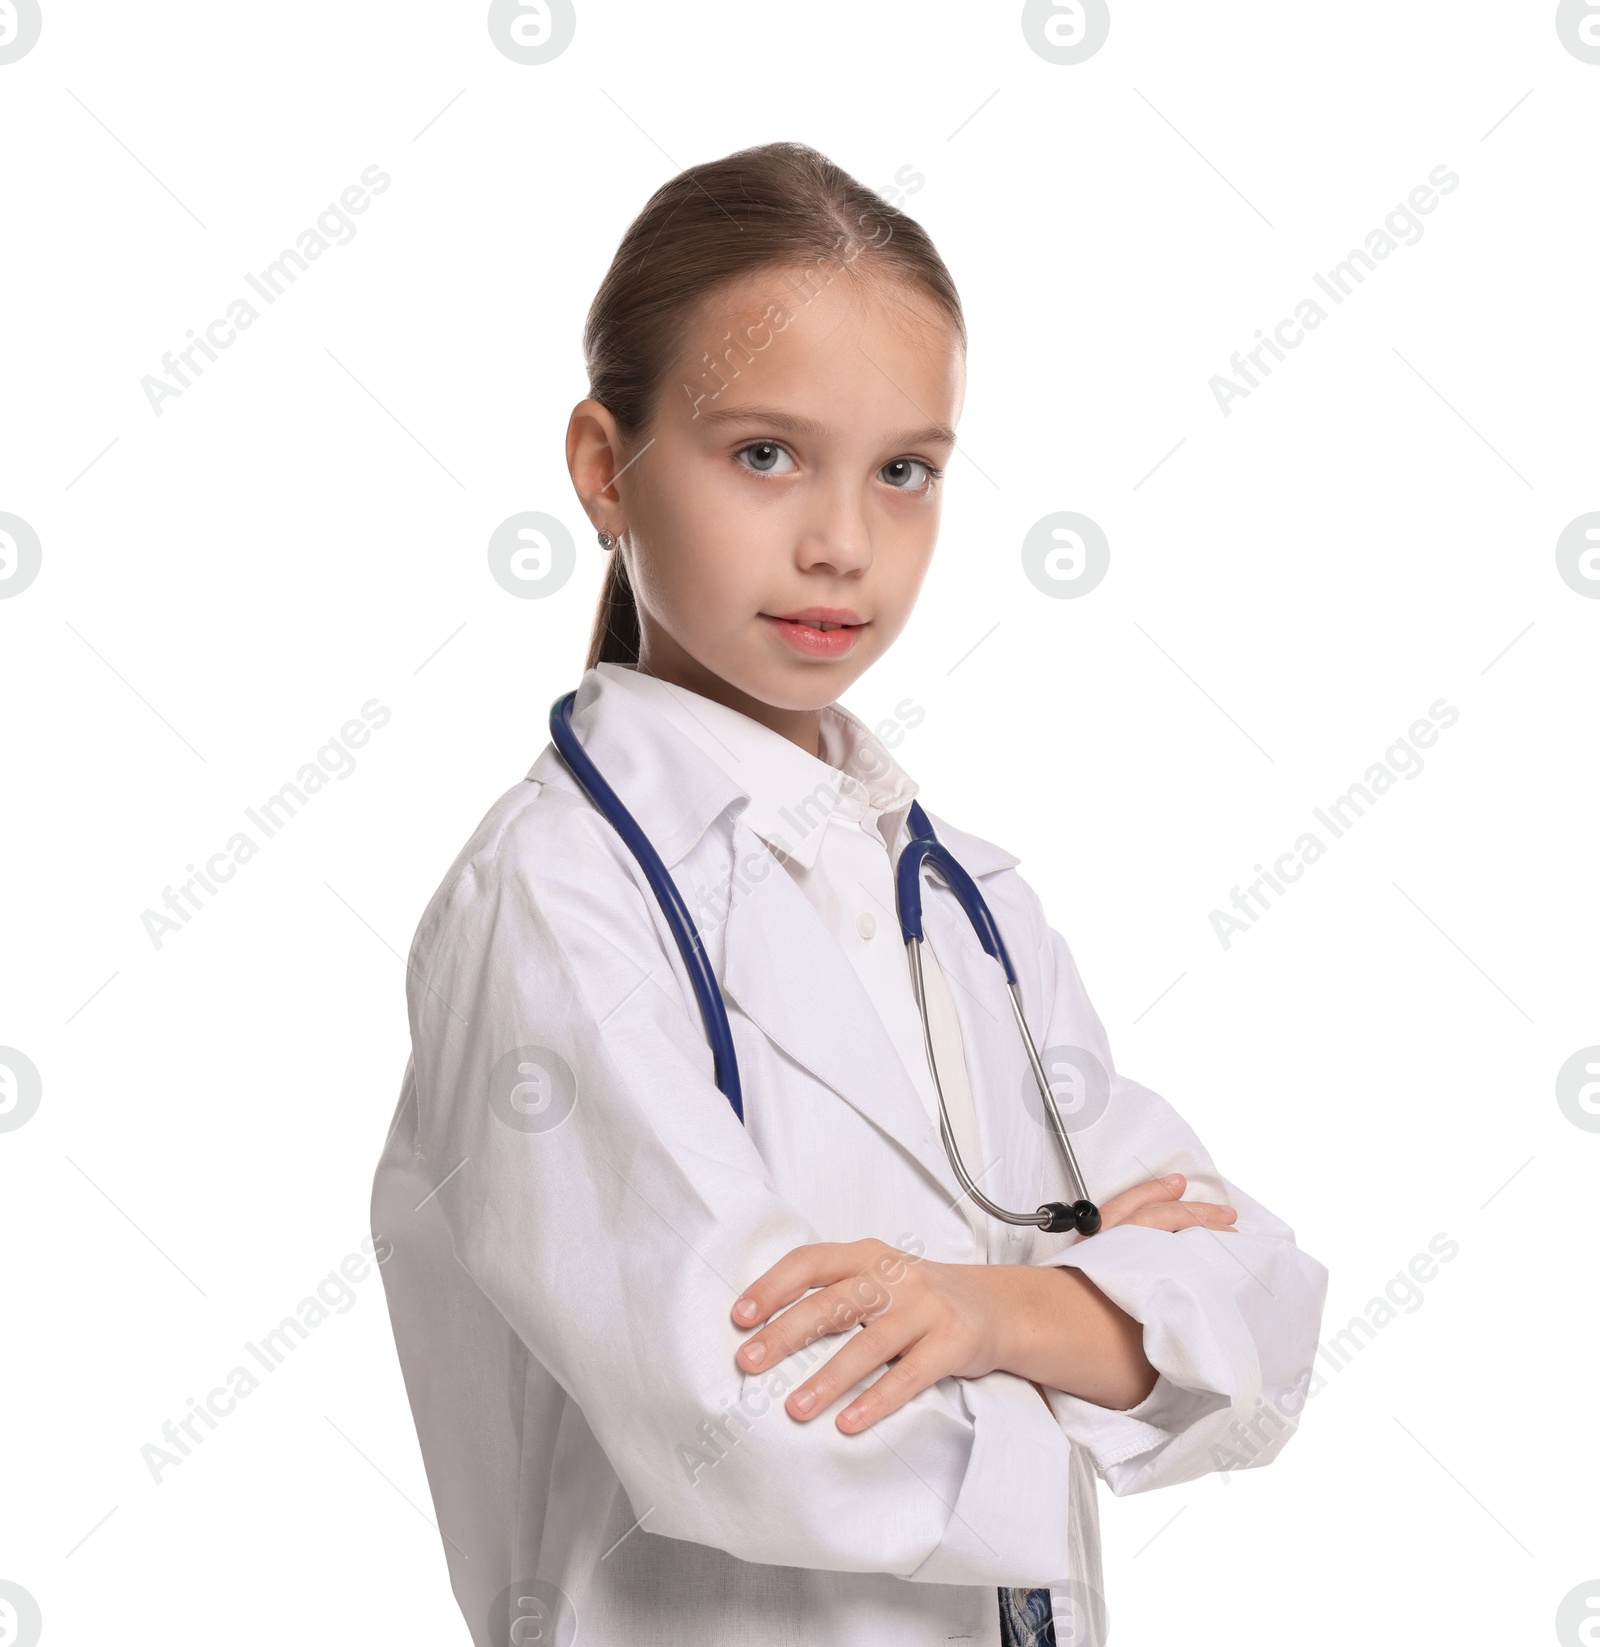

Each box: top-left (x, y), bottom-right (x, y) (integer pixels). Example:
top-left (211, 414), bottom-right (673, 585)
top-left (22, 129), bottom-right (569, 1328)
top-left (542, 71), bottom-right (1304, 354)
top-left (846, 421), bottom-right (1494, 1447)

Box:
top-left (2, 2), bottom-right (1597, 1643)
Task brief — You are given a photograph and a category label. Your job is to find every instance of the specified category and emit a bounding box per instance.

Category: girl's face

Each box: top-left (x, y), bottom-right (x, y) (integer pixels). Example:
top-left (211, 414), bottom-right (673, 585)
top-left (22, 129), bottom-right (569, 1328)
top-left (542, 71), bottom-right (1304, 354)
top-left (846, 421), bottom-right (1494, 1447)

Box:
top-left (568, 263), bottom-right (965, 742)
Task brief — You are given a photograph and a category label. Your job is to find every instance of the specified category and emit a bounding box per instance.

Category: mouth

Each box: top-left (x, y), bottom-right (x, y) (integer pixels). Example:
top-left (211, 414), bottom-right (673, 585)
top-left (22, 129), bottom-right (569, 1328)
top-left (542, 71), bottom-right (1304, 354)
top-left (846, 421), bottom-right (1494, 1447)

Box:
top-left (759, 608), bottom-right (868, 658)
top-left (763, 607), bottom-right (866, 631)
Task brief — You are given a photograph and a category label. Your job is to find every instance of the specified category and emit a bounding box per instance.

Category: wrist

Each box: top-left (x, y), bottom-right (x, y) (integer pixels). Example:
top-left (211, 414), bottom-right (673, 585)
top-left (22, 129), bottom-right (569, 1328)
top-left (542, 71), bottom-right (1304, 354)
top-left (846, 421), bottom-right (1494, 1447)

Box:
top-left (996, 1264), bottom-right (1158, 1411)
top-left (974, 1263), bottom-right (1067, 1382)
top-left (997, 1263), bottom-right (1088, 1381)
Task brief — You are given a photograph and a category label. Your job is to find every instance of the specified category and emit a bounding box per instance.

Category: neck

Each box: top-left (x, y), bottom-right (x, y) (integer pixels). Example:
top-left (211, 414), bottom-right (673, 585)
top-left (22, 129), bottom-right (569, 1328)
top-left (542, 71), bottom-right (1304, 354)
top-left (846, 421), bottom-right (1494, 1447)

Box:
top-left (632, 635), bottom-right (823, 759)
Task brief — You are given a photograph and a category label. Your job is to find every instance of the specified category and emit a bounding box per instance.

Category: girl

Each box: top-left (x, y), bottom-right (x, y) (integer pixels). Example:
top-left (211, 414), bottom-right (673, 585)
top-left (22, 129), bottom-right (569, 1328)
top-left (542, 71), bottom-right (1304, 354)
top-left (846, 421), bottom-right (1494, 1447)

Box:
top-left (373, 141), bottom-right (1328, 1647)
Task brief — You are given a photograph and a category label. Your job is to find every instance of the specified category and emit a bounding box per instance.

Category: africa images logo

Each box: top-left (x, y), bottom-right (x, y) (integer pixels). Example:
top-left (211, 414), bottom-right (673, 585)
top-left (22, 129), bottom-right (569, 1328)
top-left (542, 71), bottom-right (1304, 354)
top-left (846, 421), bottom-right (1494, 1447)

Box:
top-left (485, 0), bottom-right (577, 64)
top-left (0, 0), bottom-right (43, 64)
top-left (0, 513), bottom-right (43, 599)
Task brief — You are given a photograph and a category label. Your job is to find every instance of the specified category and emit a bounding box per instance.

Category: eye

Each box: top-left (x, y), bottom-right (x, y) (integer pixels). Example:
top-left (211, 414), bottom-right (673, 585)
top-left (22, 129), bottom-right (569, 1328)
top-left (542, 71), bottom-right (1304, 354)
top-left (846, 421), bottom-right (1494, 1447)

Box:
top-left (879, 457), bottom-right (939, 491)
top-left (736, 441), bottom-right (796, 476)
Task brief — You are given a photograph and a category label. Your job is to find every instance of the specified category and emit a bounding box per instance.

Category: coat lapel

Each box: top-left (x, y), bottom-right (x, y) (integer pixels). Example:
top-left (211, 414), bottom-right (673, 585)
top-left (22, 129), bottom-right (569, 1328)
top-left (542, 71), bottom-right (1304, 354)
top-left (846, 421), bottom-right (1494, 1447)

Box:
top-left (720, 816), bottom-right (962, 1194)
top-left (720, 811), bottom-right (1028, 1204)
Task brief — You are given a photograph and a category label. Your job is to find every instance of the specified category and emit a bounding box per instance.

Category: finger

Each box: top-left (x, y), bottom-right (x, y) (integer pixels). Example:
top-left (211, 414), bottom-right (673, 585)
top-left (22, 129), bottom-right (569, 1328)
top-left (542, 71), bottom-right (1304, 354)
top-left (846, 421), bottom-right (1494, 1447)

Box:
top-left (738, 1270), bottom-right (895, 1373)
top-left (1096, 1173), bottom-right (1188, 1228)
top-left (783, 1314), bottom-right (923, 1421)
top-left (1124, 1199), bottom-right (1236, 1231)
top-left (837, 1340), bottom-right (957, 1433)
top-left (732, 1241), bottom-right (873, 1328)
top-left (1123, 1199), bottom-right (1238, 1233)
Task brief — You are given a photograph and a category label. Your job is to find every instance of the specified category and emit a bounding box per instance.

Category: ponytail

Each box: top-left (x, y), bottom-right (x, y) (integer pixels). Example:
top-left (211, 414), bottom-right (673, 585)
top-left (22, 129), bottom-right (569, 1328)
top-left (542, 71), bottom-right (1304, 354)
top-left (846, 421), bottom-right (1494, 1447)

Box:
top-left (584, 551), bottom-right (641, 669)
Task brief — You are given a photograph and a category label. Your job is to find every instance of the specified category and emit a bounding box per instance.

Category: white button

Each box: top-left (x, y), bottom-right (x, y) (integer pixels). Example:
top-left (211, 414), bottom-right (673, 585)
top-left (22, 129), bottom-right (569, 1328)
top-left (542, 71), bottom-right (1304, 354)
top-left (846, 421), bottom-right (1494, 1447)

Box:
top-left (856, 911), bottom-right (877, 941)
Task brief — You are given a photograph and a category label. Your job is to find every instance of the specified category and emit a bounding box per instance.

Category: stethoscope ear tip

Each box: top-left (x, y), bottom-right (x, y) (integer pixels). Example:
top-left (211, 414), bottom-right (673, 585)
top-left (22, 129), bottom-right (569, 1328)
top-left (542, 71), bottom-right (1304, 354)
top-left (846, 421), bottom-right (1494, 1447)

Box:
top-left (1039, 1201), bottom-right (1102, 1237)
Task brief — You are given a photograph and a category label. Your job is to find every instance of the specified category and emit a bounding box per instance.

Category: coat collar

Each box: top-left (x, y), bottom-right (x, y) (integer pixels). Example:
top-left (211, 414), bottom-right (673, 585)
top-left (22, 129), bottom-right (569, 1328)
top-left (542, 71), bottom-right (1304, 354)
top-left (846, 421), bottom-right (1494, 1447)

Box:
top-left (529, 664), bottom-right (1021, 877)
top-left (589, 661), bottom-right (922, 875)
top-left (528, 665), bottom-right (748, 871)
top-left (528, 665), bottom-right (1024, 1202)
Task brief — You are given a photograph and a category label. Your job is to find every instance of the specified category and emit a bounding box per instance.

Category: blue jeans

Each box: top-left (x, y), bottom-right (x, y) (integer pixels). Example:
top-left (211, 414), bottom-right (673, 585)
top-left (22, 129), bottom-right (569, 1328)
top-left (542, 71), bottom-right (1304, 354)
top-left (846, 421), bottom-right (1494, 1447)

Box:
top-left (998, 1587), bottom-right (1055, 1647)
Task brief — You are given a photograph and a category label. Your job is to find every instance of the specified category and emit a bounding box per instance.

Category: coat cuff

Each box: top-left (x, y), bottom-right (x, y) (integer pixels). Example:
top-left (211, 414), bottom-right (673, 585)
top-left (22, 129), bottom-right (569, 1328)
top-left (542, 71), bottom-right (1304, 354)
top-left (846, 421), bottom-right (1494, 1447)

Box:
top-left (1029, 1222), bottom-right (1282, 1489)
top-left (906, 1370), bottom-right (1079, 1589)
top-left (1041, 1370), bottom-right (1221, 1474)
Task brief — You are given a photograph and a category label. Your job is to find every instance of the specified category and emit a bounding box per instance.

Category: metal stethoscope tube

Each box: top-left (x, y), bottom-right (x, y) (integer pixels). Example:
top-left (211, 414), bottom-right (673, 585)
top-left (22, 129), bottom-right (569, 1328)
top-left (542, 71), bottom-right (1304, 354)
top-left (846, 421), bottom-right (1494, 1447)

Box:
top-left (897, 825), bottom-right (1101, 1238)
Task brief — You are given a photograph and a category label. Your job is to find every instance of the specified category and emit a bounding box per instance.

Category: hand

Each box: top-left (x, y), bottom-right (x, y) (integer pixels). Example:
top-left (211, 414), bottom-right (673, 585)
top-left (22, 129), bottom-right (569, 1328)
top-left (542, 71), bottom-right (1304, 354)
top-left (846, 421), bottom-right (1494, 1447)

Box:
top-left (728, 1238), bottom-right (1074, 1436)
top-left (1093, 1171), bottom-right (1238, 1234)
top-left (731, 1239), bottom-right (1016, 1434)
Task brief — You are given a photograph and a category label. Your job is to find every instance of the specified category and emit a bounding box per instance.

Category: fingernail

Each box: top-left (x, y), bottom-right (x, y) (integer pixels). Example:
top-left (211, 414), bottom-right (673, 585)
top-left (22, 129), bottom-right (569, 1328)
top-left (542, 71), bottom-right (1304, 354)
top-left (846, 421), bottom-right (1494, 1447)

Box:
top-left (733, 1298), bottom-right (758, 1321)
top-left (1165, 1173), bottom-right (1183, 1186)
top-left (840, 1405), bottom-right (862, 1428)
top-left (791, 1390), bottom-right (815, 1415)
top-left (741, 1341), bottom-right (766, 1366)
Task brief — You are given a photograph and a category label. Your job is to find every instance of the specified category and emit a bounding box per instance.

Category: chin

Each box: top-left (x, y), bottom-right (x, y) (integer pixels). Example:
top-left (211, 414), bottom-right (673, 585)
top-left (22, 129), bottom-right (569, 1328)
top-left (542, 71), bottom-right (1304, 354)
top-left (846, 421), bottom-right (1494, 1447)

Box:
top-left (755, 657), bottom-right (871, 711)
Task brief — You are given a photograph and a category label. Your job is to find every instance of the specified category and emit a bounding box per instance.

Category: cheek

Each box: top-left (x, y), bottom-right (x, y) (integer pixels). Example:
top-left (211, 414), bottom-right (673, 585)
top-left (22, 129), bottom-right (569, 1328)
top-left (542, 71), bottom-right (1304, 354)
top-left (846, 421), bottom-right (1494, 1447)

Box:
top-left (883, 506), bottom-right (940, 582)
top-left (628, 459), bottom-right (743, 604)
top-left (669, 544), bottom-right (746, 620)
top-left (871, 522), bottom-right (939, 639)
top-left (635, 519), bottom-right (753, 639)
top-left (664, 476), bottom-right (778, 588)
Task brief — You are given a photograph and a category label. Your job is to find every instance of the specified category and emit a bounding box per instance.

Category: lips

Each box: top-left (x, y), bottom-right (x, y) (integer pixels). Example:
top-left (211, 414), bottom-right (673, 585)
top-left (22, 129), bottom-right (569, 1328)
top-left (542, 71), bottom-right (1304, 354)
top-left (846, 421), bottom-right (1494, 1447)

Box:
top-left (766, 607), bottom-right (865, 630)
top-left (759, 610), bottom-right (867, 659)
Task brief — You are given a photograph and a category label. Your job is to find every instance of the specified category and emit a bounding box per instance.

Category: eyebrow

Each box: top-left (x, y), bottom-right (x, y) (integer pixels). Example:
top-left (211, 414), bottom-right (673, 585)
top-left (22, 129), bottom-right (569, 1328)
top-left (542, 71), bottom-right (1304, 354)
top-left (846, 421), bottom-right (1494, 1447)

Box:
top-left (694, 404), bottom-right (957, 449)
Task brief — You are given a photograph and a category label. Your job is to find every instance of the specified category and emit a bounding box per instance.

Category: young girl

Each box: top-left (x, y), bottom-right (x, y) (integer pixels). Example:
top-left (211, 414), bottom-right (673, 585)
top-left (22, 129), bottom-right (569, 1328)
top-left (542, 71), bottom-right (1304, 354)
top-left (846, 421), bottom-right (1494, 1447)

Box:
top-left (373, 141), bottom-right (1328, 1647)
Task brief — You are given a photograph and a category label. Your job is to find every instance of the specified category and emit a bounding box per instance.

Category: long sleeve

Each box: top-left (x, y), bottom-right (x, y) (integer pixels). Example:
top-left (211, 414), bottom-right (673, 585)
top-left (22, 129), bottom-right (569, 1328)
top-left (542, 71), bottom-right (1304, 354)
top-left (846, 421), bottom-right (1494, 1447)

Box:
top-left (1022, 909), bottom-right (1330, 1494)
top-left (404, 795), bottom-right (1087, 1588)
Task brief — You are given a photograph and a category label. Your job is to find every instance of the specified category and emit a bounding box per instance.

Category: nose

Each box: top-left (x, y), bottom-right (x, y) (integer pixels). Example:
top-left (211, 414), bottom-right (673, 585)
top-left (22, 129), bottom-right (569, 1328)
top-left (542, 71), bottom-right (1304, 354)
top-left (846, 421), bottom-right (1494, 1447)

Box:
top-left (793, 477), bottom-right (873, 577)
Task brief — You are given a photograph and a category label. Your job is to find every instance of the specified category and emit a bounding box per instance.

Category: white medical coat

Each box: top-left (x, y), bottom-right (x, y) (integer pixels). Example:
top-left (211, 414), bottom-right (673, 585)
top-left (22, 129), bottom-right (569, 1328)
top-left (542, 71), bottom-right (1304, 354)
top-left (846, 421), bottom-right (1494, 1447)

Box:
top-left (586, 660), bottom-right (993, 1254)
top-left (371, 664), bottom-right (1330, 1647)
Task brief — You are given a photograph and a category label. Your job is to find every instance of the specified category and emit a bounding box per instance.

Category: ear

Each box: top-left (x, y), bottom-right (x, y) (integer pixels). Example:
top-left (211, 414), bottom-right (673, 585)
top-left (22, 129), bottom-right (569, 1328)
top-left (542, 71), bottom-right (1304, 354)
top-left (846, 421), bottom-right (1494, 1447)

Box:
top-left (565, 398), bottom-right (633, 534)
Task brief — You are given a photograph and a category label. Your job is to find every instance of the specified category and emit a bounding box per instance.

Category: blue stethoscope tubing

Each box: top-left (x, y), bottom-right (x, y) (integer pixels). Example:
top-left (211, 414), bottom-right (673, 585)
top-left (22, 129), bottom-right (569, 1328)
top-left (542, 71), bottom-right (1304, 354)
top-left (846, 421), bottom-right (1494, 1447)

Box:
top-left (548, 691), bottom-right (1100, 1237)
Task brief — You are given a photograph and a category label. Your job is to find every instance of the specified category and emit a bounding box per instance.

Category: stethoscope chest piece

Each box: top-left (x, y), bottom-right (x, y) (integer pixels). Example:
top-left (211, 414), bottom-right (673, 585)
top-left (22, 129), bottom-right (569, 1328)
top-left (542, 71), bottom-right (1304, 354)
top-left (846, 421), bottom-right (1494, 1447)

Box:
top-left (1040, 1199), bottom-right (1102, 1237)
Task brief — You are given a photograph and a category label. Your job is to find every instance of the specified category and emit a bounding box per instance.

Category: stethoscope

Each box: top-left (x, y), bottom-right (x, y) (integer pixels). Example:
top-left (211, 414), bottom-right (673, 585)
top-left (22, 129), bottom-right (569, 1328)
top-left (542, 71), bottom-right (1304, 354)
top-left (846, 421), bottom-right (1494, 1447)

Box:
top-left (549, 691), bottom-right (1102, 1237)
